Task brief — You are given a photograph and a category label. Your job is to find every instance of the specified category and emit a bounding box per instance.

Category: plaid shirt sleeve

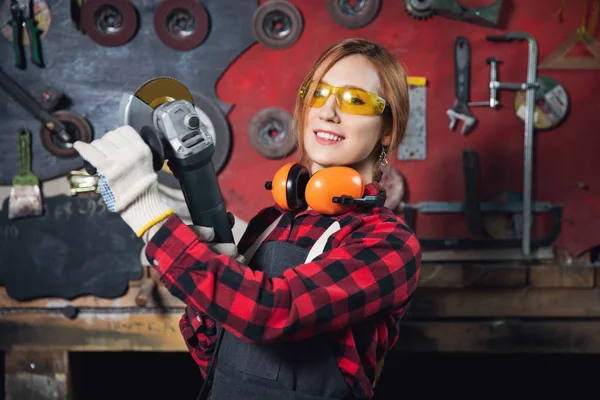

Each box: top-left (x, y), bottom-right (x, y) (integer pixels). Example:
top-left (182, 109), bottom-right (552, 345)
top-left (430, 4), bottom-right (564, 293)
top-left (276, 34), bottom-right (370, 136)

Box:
top-left (178, 306), bottom-right (218, 378)
top-left (145, 211), bottom-right (421, 344)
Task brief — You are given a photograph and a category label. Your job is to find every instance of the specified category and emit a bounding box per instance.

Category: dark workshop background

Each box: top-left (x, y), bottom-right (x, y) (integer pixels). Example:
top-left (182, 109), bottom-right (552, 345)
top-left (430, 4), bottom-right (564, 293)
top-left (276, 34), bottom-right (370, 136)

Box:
top-left (1, 0), bottom-right (600, 398)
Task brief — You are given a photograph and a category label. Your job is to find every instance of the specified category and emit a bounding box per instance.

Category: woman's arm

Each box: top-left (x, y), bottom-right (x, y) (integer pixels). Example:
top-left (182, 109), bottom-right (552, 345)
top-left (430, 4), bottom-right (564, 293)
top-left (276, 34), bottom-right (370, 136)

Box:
top-left (146, 212), bottom-right (421, 344)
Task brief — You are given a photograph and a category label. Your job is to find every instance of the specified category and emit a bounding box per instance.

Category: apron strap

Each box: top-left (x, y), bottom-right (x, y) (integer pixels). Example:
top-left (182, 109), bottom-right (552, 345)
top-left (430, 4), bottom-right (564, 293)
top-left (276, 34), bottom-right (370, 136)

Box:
top-left (243, 215), bottom-right (341, 265)
top-left (305, 221), bottom-right (341, 263)
top-left (243, 214), bottom-right (284, 263)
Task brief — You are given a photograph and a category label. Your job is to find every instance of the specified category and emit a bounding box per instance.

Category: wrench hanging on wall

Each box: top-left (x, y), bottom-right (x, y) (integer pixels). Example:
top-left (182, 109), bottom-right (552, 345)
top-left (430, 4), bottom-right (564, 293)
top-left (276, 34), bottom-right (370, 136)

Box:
top-left (0, 66), bottom-right (93, 158)
top-left (447, 36), bottom-right (475, 135)
top-left (404, 0), bottom-right (506, 28)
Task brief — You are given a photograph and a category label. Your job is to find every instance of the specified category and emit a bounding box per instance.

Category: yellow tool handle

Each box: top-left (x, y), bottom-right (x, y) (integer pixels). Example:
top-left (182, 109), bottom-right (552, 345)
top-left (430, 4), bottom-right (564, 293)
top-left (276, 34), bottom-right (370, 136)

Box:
top-left (407, 76), bottom-right (427, 86)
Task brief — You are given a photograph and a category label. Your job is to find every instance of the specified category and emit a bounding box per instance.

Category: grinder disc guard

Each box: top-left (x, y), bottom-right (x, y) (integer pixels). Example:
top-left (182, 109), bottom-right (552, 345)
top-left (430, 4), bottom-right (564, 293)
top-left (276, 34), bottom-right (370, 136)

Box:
top-left (118, 77), bottom-right (197, 171)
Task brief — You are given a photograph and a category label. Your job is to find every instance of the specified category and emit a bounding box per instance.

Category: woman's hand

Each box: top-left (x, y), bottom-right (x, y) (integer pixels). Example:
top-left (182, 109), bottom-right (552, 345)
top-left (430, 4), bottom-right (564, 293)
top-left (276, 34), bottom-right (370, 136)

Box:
top-left (73, 126), bottom-right (174, 237)
top-left (187, 212), bottom-right (246, 264)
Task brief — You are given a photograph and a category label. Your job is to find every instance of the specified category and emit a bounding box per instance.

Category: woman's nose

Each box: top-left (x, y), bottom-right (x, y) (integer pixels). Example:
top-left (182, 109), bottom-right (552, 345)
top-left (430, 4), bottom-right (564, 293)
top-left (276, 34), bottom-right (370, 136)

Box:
top-left (318, 95), bottom-right (340, 123)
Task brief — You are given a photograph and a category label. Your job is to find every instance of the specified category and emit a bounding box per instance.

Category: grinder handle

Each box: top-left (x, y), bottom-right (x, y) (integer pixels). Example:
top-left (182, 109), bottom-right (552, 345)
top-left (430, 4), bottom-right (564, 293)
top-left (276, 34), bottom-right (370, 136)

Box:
top-left (176, 153), bottom-right (235, 244)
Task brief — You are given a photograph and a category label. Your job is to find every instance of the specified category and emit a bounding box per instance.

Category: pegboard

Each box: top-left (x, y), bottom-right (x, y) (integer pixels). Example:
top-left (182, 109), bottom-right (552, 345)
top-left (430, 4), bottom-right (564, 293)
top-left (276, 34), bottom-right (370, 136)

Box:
top-left (0, 0), bottom-right (258, 185)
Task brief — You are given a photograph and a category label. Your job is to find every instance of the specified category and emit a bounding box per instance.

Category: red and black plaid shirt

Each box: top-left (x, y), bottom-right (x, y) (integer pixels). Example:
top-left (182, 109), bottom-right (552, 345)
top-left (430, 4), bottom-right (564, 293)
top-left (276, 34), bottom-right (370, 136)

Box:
top-left (145, 183), bottom-right (422, 399)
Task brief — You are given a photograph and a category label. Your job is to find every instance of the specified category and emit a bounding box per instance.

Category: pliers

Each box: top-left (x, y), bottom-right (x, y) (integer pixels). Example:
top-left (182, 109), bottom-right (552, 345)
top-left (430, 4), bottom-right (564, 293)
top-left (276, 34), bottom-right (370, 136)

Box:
top-left (10, 0), bottom-right (44, 70)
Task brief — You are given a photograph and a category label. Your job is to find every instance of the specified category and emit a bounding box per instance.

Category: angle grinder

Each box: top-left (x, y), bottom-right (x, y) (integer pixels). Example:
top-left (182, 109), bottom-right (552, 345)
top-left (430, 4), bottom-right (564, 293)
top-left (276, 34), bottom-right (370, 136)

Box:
top-left (84, 77), bottom-right (234, 244)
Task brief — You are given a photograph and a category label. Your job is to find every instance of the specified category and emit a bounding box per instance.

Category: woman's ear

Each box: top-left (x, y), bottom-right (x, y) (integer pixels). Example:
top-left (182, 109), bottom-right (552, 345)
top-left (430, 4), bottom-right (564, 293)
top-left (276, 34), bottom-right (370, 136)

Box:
top-left (381, 133), bottom-right (392, 147)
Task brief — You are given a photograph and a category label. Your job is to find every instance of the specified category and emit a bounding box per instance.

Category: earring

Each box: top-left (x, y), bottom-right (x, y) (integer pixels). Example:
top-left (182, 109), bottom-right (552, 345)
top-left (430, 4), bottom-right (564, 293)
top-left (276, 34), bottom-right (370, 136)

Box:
top-left (379, 146), bottom-right (389, 167)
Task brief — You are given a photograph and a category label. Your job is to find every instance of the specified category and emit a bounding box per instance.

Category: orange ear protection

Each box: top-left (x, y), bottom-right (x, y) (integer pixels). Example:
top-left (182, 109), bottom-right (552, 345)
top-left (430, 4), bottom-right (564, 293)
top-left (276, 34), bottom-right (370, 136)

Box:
top-left (264, 162), bottom-right (386, 215)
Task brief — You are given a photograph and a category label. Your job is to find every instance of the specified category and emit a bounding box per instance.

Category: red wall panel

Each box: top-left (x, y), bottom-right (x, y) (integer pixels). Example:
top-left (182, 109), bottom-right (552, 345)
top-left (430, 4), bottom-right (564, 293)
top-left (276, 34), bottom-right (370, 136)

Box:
top-left (216, 0), bottom-right (600, 255)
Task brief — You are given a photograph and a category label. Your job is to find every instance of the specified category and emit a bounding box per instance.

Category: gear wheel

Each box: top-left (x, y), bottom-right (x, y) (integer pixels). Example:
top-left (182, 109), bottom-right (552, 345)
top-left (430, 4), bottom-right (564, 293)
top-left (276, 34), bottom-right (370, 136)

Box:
top-left (404, 0), bottom-right (434, 20)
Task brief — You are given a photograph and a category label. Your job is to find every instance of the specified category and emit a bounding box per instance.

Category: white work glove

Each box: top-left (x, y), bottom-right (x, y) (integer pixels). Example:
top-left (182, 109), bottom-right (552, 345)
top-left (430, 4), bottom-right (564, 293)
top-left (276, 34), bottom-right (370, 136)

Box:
top-left (73, 126), bottom-right (174, 237)
top-left (189, 225), bottom-right (246, 264)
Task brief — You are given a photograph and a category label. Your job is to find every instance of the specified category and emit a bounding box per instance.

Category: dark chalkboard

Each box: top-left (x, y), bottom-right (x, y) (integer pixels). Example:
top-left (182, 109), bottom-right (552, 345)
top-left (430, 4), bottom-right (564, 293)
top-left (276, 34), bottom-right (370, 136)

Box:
top-left (0, 0), bottom-right (258, 184)
top-left (0, 194), bottom-right (144, 301)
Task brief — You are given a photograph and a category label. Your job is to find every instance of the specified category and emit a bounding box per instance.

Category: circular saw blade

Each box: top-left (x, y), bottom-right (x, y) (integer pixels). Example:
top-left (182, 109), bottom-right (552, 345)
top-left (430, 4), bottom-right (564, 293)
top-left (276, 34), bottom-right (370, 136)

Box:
top-left (133, 76), bottom-right (194, 109)
top-left (404, 0), bottom-right (434, 20)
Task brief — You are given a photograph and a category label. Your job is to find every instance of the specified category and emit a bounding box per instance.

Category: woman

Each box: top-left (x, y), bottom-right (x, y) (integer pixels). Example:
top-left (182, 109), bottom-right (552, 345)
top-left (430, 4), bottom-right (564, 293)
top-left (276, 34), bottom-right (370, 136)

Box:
top-left (74, 38), bottom-right (422, 400)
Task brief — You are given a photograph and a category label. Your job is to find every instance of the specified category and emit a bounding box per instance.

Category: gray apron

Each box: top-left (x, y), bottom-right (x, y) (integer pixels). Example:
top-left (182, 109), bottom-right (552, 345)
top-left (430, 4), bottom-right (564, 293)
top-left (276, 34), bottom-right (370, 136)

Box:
top-left (208, 216), bottom-right (356, 399)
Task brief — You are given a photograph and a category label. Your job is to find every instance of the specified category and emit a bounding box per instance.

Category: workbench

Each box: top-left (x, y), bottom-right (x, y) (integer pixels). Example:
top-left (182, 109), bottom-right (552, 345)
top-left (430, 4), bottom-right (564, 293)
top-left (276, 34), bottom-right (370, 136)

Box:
top-left (2, 253), bottom-right (599, 399)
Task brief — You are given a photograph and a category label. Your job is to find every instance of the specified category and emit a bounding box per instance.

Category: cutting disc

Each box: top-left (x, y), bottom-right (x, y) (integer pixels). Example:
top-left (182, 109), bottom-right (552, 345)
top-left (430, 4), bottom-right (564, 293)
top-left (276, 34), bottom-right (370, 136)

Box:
top-left (130, 76), bottom-right (195, 177)
top-left (133, 76), bottom-right (194, 108)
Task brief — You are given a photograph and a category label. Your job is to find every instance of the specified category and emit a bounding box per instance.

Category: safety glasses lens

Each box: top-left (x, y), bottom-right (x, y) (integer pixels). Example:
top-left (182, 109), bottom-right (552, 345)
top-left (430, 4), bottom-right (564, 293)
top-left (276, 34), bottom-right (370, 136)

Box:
top-left (307, 83), bottom-right (385, 115)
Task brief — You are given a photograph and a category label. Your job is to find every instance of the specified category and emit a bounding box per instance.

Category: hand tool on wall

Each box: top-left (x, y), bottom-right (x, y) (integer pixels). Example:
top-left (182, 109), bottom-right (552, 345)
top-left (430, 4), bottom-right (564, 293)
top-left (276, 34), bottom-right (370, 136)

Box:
top-left (9, 0), bottom-right (44, 69)
top-left (399, 200), bottom-right (563, 250)
top-left (398, 76), bottom-right (427, 160)
top-left (8, 129), bottom-right (43, 219)
top-left (404, 0), bottom-right (505, 28)
top-left (83, 77), bottom-right (235, 244)
top-left (540, 0), bottom-right (600, 70)
top-left (67, 170), bottom-right (99, 196)
top-left (0, 66), bottom-right (93, 157)
top-left (397, 149), bottom-right (563, 252)
top-left (252, 0), bottom-right (303, 50)
top-left (446, 36), bottom-right (475, 135)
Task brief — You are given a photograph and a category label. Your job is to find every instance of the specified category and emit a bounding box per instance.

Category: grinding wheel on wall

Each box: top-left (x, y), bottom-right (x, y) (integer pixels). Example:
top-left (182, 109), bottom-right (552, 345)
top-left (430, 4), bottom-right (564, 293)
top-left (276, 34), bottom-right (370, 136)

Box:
top-left (80, 0), bottom-right (138, 46)
top-left (326, 0), bottom-right (381, 29)
top-left (40, 110), bottom-right (93, 158)
top-left (153, 0), bottom-right (210, 51)
top-left (157, 92), bottom-right (231, 190)
top-left (513, 76), bottom-right (570, 131)
top-left (248, 107), bottom-right (296, 159)
top-left (252, 0), bottom-right (303, 50)
top-left (403, 0), bottom-right (434, 20)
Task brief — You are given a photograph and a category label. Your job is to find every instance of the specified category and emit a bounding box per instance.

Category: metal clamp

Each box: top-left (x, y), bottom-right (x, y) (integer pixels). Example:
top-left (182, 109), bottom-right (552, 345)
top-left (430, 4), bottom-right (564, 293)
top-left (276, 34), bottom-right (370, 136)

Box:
top-left (468, 32), bottom-right (540, 257)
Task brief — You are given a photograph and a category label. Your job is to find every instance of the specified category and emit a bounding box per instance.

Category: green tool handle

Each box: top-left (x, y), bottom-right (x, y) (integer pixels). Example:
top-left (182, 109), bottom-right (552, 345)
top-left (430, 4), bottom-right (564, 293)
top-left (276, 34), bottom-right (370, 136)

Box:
top-left (13, 129), bottom-right (39, 186)
top-left (26, 18), bottom-right (43, 67)
top-left (12, 21), bottom-right (25, 70)
top-left (17, 129), bottom-right (33, 176)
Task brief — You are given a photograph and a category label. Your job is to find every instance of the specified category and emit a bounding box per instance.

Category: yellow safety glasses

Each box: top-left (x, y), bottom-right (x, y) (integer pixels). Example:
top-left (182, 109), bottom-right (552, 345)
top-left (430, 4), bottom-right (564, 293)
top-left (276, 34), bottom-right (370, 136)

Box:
top-left (299, 81), bottom-right (388, 116)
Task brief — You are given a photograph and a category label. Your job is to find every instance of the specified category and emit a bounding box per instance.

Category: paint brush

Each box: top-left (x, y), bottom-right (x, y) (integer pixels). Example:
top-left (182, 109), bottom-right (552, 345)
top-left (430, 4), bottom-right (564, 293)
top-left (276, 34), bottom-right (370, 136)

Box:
top-left (8, 128), bottom-right (43, 219)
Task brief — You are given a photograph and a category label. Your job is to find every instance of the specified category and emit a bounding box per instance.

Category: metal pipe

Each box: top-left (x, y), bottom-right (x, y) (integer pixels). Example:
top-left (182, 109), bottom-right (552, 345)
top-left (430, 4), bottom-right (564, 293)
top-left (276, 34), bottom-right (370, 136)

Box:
top-left (522, 33), bottom-right (538, 257)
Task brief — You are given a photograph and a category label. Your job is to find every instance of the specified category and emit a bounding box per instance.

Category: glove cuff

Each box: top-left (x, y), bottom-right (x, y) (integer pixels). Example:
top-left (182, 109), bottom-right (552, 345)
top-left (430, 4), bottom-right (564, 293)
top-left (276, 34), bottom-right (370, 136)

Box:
top-left (120, 182), bottom-right (174, 237)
